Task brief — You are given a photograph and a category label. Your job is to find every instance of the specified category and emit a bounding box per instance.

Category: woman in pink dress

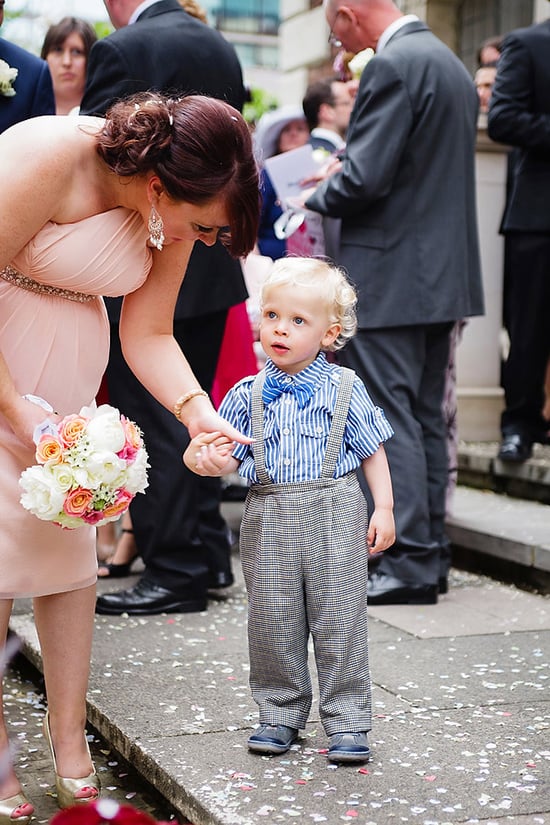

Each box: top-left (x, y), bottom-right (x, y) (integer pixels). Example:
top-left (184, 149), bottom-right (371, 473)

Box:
top-left (0, 92), bottom-right (258, 821)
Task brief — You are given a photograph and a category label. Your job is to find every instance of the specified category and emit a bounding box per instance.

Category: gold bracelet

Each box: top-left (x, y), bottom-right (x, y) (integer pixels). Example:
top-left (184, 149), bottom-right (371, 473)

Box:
top-left (173, 388), bottom-right (209, 421)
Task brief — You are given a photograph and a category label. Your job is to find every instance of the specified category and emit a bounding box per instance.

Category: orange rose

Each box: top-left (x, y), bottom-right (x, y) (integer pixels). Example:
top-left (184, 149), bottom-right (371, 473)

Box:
top-left (35, 434), bottom-right (63, 464)
top-left (101, 490), bottom-right (133, 521)
top-left (63, 487), bottom-right (93, 517)
top-left (58, 415), bottom-right (88, 448)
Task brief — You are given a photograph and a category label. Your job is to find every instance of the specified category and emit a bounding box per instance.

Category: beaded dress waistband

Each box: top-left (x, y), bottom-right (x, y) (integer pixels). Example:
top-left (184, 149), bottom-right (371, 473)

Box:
top-left (1, 265), bottom-right (96, 303)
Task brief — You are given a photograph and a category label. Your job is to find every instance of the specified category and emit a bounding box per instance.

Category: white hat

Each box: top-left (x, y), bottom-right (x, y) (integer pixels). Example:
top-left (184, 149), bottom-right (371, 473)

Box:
top-left (253, 105), bottom-right (307, 162)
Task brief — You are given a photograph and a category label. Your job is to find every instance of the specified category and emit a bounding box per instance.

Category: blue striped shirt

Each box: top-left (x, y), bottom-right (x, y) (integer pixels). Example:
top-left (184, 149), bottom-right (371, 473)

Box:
top-left (218, 353), bottom-right (394, 484)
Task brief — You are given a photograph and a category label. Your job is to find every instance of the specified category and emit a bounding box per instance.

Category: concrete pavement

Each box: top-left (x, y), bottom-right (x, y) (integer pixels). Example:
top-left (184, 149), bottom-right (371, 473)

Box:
top-left (7, 497), bottom-right (550, 825)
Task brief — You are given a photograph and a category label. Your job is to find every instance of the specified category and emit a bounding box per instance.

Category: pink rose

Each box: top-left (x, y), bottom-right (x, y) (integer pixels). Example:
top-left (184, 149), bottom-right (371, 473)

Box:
top-left (63, 487), bottom-right (93, 517)
top-left (118, 418), bottom-right (142, 461)
top-left (82, 510), bottom-right (105, 525)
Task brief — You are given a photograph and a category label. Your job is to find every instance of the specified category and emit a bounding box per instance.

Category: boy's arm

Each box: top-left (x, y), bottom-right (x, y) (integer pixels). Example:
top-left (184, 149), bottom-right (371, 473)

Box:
top-left (184, 431), bottom-right (241, 477)
top-left (361, 445), bottom-right (395, 555)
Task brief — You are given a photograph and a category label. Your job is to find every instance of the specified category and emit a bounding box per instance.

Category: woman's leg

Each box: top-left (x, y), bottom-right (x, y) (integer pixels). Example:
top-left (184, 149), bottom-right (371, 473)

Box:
top-left (33, 585), bottom-right (96, 781)
top-left (0, 599), bottom-right (34, 814)
top-left (97, 511), bottom-right (137, 576)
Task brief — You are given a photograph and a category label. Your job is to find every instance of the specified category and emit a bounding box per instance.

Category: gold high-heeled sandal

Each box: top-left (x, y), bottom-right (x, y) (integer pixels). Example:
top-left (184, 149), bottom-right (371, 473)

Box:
top-left (0, 793), bottom-right (34, 825)
top-left (43, 712), bottom-right (100, 809)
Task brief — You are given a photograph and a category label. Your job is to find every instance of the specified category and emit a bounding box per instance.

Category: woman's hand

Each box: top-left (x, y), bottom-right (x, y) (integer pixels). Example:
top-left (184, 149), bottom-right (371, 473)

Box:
top-left (182, 397), bottom-right (253, 444)
top-left (8, 395), bottom-right (60, 451)
top-left (298, 156), bottom-right (342, 189)
top-left (184, 431), bottom-right (238, 477)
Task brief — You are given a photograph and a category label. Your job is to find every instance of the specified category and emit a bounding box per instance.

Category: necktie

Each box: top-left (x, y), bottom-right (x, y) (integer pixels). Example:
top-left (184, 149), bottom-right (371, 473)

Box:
top-left (262, 374), bottom-right (316, 408)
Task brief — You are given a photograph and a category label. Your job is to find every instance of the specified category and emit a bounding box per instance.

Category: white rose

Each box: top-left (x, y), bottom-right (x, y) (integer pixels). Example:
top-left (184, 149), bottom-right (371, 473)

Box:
top-left (348, 47), bottom-right (375, 78)
top-left (124, 449), bottom-right (149, 494)
top-left (85, 406), bottom-right (126, 453)
top-left (45, 461), bottom-right (75, 493)
top-left (19, 466), bottom-right (65, 521)
top-left (0, 59), bottom-right (18, 97)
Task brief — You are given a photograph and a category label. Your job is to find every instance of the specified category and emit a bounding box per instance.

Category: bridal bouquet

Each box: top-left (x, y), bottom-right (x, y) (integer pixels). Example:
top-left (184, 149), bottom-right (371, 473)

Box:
top-left (19, 404), bottom-right (149, 529)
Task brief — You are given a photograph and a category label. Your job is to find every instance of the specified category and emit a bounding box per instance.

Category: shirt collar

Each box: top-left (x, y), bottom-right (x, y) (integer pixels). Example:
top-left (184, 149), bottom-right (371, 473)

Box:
top-left (129, 0), bottom-right (163, 24)
top-left (264, 351), bottom-right (330, 388)
top-left (310, 128), bottom-right (346, 151)
top-left (377, 14), bottom-right (419, 52)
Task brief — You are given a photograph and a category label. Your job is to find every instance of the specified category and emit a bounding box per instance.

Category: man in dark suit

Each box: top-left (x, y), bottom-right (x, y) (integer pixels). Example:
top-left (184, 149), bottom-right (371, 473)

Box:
top-left (81, 0), bottom-right (249, 615)
top-left (306, 0), bottom-right (484, 605)
top-left (0, 0), bottom-right (54, 133)
top-left (488, 12), bottom-right (550, 463)
top-left (303, 77), bottom-right (352, 153)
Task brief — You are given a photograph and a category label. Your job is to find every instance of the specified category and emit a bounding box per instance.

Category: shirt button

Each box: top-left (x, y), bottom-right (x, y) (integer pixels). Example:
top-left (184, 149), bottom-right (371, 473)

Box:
top-left (316, 426), bottom-right (322, 433)
top-left (284, 376), bottom-right (292, 384)
top-left (283, 427), bottom-right (290, 435)
top-left (284, 458), bottom-right (291, 465)
top-left (285, 398), bottom-right (291, 404)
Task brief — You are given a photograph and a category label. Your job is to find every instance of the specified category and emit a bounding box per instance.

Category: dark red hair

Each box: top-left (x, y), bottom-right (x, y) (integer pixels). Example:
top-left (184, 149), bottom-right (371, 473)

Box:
top-left (97, 93), bottom-right (260, 257)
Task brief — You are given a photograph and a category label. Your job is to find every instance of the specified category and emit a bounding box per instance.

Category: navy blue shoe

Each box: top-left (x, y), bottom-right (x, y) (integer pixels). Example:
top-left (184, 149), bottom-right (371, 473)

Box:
top-left (327, 732), bottom-right (370, 763)
top-left (247, 724), bottom-right (298, 754)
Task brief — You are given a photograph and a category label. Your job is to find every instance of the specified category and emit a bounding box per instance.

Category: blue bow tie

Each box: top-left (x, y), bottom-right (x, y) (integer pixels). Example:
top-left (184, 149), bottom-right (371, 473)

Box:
top-left (262, 374), bottom-right (316, 408)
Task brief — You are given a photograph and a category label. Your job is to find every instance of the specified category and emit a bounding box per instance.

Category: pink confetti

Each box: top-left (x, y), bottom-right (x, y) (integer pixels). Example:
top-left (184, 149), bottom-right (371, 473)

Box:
top-left (425, 775), bottom-right (436, 781)
top-left (358, 768), bottom-right (370, 775)
top-left (318, 748), bottom-right (329, 754)
top-left (239, 784), bottom-right (255, 791)
top-left (345, 811), bottom-right (358, 818)
top-left (296, 780), bottom-right (307, 785)
top-left (526, 762), bottom-right (536, 767)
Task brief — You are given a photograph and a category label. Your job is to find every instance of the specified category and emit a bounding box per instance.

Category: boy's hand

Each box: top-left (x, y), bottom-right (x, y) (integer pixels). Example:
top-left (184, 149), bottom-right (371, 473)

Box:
top-left (184, 431), bottom-right (235, 476)
top-left (367, 507), bottom-right (395, 555)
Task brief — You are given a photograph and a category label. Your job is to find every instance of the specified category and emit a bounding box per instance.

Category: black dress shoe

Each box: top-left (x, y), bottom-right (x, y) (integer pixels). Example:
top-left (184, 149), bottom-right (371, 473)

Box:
top-left (368, 572), bottom-right (438, 606)
top-left (497, 433), bottom-right (532, 463)
top-left (208, 570), bottom-right (234, 589)
top-left (95, 578), bottom-right (207, 615)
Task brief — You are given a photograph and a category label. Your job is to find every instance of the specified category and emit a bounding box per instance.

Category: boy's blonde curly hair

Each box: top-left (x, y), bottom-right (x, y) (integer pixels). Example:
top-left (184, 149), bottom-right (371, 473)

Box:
top-left (260, 257), bottom-right (357, 351)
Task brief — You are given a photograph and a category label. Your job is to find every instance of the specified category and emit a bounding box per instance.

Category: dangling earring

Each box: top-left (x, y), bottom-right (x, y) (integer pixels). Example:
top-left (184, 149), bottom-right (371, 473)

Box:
top-left (148, 205), bottom-right (165, 251)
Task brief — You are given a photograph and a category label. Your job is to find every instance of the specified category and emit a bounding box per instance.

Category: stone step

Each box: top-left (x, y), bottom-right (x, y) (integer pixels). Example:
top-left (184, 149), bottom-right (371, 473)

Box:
top-left (457, 441), bottom-right (550, 504)
top-left (446, 485), bottom-right (550, 593)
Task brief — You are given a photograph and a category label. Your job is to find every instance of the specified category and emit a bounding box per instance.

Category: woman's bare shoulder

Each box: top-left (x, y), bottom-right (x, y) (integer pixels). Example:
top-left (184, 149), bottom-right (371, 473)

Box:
top-left (1, 115), bottom-right (104, 186)
top-left (0, 116), bottom-right (107, 268)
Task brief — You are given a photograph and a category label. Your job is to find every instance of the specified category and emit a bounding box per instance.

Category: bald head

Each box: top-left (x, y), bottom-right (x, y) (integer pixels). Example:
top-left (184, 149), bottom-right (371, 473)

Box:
top-left (103, 0), bottom-right (143, 29)
top-left (324, 0), bottom-right (402, 54)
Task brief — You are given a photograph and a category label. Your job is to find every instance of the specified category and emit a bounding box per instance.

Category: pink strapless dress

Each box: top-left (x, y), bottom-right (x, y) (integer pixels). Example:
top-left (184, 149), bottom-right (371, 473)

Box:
top-left (0, 208), bottom-right (152, 598)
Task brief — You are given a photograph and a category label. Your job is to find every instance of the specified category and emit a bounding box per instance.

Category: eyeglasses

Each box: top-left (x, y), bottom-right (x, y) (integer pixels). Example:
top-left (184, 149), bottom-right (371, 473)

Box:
top-left (328, 10), bottom-right (342, 48)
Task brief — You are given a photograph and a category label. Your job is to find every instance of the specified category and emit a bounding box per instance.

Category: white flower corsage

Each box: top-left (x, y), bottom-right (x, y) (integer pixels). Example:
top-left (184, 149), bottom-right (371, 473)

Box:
top-left (348, 48), bottom-right (375, 79)
top-left (0, 59), bottom-right (18, 97)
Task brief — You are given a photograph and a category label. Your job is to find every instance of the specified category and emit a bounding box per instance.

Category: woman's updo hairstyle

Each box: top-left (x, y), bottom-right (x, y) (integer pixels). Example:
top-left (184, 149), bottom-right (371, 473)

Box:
top-left (97, 92), bottom-right (260, 257)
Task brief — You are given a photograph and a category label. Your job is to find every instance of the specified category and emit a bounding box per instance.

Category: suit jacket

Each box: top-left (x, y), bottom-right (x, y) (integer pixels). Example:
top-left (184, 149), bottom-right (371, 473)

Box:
top-left (487, 20), bottom-right (550, 234)
top-left (80, 0), bottom-right (248, 321)
top-left (0, 38), bottom-right (54, 133)
top-left (306, 21), bottom-right (483, 329)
